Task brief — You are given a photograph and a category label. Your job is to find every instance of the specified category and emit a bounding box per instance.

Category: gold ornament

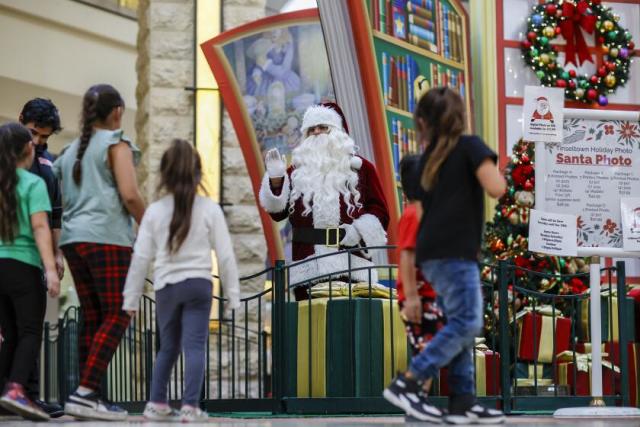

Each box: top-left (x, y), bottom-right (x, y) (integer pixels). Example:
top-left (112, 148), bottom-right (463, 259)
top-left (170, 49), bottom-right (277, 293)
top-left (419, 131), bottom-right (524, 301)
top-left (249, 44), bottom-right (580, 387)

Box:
top-left (603, 20), bottom-right (614, 31)
top-left (605, 73), bottom-right (617, 88)
top-left (610, 47), bottom-right (619, 58)
top-left (540, 53), bottom-right (550, 64)
top-left (543, 26), bottom-right (555, 38)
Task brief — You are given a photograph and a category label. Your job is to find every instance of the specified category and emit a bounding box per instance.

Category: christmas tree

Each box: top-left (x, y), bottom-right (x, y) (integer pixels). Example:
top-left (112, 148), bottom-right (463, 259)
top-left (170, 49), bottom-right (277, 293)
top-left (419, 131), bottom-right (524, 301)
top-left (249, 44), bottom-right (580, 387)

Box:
top-left (482, 139), bottom-right (590, 297)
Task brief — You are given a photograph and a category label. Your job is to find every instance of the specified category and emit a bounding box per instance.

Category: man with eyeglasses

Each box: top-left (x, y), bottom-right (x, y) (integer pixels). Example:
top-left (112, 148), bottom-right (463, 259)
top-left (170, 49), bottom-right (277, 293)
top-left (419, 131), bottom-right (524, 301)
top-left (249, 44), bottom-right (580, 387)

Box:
top-left (0, 98), bottom-right (65, 418)
top-left (259, 103), bottom-right (390, 300)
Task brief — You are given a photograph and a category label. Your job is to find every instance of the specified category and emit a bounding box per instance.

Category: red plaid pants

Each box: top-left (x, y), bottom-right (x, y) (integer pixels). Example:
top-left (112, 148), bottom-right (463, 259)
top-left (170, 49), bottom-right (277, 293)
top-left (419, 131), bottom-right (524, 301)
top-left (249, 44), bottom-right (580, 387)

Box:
top-left (62, 243), bottom-right (132, 390)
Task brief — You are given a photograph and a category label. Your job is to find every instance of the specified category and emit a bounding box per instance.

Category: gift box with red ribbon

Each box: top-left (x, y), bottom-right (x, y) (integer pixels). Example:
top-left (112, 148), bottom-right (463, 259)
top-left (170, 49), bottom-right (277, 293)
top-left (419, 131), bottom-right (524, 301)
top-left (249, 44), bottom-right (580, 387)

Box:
top-left (517, 308), bottom-right (572, 363)
top-left (555, 351), bottom-right (619, 396)
top-left (575, 342), bottom-right (640, 405)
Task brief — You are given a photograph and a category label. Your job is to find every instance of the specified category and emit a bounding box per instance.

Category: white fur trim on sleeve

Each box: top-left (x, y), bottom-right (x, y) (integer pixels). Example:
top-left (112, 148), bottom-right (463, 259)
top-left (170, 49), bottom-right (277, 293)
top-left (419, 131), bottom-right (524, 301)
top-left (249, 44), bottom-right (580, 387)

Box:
top-left (352, 213), bottom-right (387, 248)
top-left (259, 173), bottom-right (290, 213)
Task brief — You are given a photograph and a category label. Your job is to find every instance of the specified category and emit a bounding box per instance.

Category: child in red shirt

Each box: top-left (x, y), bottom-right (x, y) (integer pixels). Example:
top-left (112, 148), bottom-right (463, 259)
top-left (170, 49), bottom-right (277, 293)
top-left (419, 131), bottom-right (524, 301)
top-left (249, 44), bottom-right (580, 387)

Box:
top-left (397, 155), bottom-right (445, 355)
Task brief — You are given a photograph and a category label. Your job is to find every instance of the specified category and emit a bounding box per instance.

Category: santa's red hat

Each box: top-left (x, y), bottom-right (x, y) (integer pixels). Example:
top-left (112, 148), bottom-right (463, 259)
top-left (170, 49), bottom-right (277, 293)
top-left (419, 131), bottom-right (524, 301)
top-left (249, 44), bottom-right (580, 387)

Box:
top-left (301, 102), bottom-right (349, 135)
top-left (536, 96), bottom-right (548, 101)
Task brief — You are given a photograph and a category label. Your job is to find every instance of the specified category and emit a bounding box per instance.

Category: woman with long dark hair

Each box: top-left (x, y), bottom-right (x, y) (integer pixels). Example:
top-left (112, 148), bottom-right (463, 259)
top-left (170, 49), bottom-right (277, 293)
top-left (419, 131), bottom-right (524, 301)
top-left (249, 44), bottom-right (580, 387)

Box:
top-left (122, 139), bottom-right (240, 422)
top-left (53, 84), bottom-right (145, 421)
top-left (0, 122), bottom-right (59, 421)
top-left (384, 88), bottom-right (506, 424)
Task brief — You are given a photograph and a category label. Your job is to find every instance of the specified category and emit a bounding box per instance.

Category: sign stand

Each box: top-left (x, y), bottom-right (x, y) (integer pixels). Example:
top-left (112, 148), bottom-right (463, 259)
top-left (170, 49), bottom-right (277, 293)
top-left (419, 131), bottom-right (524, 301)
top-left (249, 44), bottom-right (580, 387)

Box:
top-left (526, 104), bottom-right (640, 418)
top-left (555, 250), bottom-right (640, 418)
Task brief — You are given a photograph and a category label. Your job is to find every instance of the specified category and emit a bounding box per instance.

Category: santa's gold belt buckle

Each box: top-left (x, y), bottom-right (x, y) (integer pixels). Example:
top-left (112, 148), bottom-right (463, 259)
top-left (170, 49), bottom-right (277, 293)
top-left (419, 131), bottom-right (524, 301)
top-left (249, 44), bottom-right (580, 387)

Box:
top-left (325, 227), bottom-right (340, 248)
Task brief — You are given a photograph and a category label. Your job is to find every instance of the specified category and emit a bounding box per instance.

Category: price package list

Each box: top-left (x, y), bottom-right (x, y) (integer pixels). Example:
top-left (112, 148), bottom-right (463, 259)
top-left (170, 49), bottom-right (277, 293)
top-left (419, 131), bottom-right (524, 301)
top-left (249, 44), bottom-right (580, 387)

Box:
top-left (541, 120), bottom-right (640, 248)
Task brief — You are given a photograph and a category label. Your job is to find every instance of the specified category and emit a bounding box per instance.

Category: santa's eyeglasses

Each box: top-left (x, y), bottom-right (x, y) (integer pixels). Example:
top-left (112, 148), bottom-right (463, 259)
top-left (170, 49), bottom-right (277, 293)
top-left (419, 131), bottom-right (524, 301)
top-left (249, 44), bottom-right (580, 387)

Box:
top-left (306, 124), bottom-right (330, 136)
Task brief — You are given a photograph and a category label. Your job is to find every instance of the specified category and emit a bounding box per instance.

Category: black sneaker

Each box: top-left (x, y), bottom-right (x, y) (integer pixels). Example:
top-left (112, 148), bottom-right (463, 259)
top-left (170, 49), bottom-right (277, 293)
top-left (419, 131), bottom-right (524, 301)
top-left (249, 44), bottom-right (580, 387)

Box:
top-left (64, 390), bottom-right (127, 421)
top-left (34, 399), bottom-right (65, 418)
top-left (383, 373), bottom-right (442, 423)
top-left (446, 403), bottom-right (505, 425)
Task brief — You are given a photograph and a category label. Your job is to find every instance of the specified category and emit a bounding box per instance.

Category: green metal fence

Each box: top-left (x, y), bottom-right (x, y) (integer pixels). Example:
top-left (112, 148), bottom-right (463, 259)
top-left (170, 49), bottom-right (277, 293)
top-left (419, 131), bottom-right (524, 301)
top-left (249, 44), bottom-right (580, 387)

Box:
top-left (40, 248), bottom-right (637, 414)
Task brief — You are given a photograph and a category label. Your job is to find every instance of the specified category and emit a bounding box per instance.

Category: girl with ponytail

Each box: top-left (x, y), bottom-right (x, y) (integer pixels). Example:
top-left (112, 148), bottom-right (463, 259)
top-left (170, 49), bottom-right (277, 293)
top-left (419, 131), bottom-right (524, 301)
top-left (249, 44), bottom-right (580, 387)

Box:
top-left (383, 88), bottom-right (506, 424)
top-left (53, 84), bottom-right (145, 421)
top-left (0, 122), bottom-right (59, 421)
top-left (122, 139), bottom-right (240, 422)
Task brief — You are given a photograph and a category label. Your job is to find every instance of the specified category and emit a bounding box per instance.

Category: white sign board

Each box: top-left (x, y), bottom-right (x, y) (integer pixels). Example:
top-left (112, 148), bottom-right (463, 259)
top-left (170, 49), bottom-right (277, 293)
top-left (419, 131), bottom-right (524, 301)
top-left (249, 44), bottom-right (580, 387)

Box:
top-left (621, 197), bottom-right (640, 252)
top-left (529, 209), bottom-right (578, 256)
top-left (535, 110), bottom-right (640, 250)
top-left (523, 86), bottom-right (564, 143)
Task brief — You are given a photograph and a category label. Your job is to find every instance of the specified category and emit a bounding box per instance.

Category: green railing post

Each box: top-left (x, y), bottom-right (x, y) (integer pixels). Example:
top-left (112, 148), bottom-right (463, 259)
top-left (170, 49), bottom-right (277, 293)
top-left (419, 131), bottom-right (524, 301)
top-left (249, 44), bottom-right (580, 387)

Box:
top-left (497, 260), bottom-right (511, 414)
top-left (145, 329), bottom-right (154, 401)
top-left (615, 261), bottom-right (630, 407)
top-left (272, 260), bottom-right (286, 413)
top-left (43, 322), bottom-right (50, 402)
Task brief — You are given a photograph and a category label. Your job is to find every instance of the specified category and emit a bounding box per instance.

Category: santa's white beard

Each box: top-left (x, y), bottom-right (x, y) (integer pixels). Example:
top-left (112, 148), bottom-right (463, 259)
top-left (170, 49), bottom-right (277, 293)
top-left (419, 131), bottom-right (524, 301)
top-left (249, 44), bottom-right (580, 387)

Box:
top-left (289, 130), bottom-right (361, 225)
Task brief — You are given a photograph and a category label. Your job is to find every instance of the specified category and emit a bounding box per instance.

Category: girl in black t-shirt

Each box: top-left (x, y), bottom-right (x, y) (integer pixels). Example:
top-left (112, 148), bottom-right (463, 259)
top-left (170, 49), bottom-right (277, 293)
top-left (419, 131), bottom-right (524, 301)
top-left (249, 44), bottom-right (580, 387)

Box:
top-left (383, 88), bottom-right (506, 424)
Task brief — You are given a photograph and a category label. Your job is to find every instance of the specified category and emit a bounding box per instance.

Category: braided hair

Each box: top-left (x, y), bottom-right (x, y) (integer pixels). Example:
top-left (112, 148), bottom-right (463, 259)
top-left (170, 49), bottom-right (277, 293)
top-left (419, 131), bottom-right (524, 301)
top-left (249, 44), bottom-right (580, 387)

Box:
top-left (0, 122), bottom-right (33, 242)
top-left (73, 84), bottom-right (124, 185)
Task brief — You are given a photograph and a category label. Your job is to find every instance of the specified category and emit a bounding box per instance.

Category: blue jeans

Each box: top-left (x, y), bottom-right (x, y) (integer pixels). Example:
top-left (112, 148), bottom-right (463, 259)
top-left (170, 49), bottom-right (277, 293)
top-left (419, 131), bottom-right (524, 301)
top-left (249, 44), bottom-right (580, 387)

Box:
top-left (409, 259), bottom-right (483, 396)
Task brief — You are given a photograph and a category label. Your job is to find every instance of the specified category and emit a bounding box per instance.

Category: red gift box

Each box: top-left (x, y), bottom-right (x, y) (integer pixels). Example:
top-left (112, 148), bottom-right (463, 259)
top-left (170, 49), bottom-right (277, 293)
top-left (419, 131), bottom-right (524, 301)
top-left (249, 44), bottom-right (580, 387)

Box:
top-left (556, 351), bottom-right (619, 396)
top-left (518, 310), bottom-right (572, 363)
top-left (576, 342), bottom-right (639, 405)
top-left (628, 287), bottom-right (640, 343)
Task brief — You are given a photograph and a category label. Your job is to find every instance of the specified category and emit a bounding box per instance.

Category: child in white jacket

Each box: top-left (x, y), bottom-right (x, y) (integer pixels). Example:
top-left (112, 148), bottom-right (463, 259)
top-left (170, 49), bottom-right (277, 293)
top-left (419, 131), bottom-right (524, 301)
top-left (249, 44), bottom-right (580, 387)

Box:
top-left (122, 139), bottom-right (240, 422)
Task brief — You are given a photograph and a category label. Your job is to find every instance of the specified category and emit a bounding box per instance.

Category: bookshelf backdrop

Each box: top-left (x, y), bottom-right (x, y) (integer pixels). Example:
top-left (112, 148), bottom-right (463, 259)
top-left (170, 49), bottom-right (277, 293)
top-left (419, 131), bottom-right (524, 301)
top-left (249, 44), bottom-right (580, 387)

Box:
top-left (348, 0), bottom-right (473, 212)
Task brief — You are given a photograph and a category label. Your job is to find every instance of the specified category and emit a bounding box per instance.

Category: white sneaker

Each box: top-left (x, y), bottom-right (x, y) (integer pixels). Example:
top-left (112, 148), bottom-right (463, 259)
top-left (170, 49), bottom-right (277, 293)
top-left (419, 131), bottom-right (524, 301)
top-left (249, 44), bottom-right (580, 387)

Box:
top-left (143, 402), bottom-right (180, 421)
top-left (180, 405), bottom-right (209, 422)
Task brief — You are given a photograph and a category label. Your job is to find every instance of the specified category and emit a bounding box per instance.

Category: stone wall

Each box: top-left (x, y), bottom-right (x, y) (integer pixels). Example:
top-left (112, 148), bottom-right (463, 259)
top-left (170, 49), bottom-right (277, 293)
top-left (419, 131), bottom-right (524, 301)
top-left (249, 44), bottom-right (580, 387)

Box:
top-left (222, 0), bottom-right (268, 292)
top-left (136, 0), bottom-right (195, 201)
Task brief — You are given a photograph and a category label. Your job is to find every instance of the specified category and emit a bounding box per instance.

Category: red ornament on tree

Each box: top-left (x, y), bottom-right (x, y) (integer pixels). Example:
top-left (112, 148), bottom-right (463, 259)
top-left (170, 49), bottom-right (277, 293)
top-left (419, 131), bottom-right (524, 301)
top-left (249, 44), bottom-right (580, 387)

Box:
top-left (522, 40), bottom-right (532, 49)
top-left (545, 4), bottom-right (557, 16)
top-left (597, 36), bottom-right (605, 44)
top-left (606, 62), bottom-right (616, 72)
top-left (524, 180), bottom-right (534, 191)
top-left (556, 79), bottom-right (567, 88)
top-left (597, 66), bottom-right (607, 77)
top-left (569, 69), bottom-right (577, 78)
top-left (629, 41), bottom-right (635, 50)
top-left (587, 89), bottom-right (597, 100)
top-left (521, 154), bottom-right (530, 164)
top-left (590, 75), bottom-right (599, 84)
top-left (528, 31), bottom-right (537, 41)
top-left (569, 80), bottom-right (576, 89)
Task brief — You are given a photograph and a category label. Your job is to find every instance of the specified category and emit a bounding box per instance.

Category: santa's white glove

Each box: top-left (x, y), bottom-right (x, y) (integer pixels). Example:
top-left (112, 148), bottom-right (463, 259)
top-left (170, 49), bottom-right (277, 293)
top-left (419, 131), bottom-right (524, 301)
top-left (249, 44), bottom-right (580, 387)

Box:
top-left (224, 297), bottom-right (241, 319)
top-left (339, 223), bottom-right (362, 247)
top-left (265, 148), bottom-right (286, 178)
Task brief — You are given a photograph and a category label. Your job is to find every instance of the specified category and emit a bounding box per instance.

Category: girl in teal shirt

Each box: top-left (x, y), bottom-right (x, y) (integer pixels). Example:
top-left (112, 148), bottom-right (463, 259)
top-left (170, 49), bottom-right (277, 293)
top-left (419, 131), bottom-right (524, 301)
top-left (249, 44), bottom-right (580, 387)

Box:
top-left (0, 122), bottom-right (59, 421)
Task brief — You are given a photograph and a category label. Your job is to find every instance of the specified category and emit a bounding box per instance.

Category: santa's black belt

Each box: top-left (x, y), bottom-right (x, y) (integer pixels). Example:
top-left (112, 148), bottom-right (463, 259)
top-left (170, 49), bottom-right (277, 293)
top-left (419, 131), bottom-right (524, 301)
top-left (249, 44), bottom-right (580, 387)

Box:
top-left (292, 227), bottom-right (345, 248)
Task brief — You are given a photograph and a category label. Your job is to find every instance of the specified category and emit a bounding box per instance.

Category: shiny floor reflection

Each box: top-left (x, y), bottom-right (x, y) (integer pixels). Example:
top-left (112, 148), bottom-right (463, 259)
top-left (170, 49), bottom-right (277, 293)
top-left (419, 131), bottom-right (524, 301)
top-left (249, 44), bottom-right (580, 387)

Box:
top-left (2, 415), bottom-right (640, 426)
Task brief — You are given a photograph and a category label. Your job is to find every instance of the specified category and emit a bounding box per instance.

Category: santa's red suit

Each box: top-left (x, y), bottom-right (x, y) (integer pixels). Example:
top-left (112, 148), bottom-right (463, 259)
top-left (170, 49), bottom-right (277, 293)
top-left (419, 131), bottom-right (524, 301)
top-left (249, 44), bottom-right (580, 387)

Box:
top-left (259, 104), bottom-right (389, 292)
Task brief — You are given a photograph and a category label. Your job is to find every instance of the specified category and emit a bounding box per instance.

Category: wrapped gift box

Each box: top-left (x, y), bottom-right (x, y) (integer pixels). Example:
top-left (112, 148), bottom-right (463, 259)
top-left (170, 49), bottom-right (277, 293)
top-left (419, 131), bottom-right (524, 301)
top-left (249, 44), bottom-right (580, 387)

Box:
top-left (438, 345), bottom-right (501, 397)
top-left (517, 309), bottom-right (571, 363)
top-left (285, 297), bottom-right (409, 397)
top-left (576, 294), bottom-right (636, 343)
top-left (514, 362), bottom-right (553, 386)
top-left (575, 342), bottom-right (639, 406)
top-left (628, 287), bottom-right (640, 343)
top-left (555, 351), bottom-right (619, 396)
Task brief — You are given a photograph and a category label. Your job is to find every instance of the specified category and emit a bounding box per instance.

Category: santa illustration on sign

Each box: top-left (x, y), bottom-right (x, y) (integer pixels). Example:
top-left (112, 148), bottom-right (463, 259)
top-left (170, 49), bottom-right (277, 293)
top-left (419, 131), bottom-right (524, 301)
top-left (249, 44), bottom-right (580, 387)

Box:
top-left (259, 103), bottom-right (390, 300)
top-left (531, 96), bottom-right (554, 123)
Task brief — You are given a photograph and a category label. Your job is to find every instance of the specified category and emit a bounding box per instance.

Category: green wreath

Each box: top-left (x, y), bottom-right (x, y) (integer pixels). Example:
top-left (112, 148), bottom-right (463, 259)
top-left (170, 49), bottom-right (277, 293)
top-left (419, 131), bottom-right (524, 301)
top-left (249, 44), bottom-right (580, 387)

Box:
top-left (521, 0), bottom-right (635, 105)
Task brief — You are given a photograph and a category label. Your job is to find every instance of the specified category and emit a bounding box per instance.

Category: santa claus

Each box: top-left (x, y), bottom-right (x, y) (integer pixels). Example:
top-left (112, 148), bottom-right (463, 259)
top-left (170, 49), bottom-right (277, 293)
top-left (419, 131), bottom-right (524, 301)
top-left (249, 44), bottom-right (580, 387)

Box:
top-left (259, 103), bottom-right (389, 300)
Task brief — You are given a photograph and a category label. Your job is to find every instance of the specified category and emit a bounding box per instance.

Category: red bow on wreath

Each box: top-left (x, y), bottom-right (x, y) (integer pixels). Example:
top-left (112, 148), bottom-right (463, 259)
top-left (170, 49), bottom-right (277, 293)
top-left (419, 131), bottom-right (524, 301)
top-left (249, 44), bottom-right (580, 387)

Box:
top-left (560, 1), bottom-right (597, 66)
